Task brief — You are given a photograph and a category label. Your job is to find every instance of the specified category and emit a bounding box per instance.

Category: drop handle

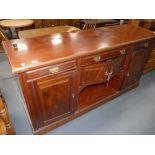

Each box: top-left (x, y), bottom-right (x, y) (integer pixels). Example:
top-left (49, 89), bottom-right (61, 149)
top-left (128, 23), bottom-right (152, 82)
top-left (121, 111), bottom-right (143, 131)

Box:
top-left (106, 68), bottom-right (113, 81)
top-left (144, 42), bottom-right (149, 47)
top-left (120, 49), bottom-right (126, 55)
top-left (105, 70), bottom-right (109, 76)
top-left (49, 66), bottom-right (59, 74)
top-left (93, 56), bottom-right (101, 62)
top-left (127, 72), bottom-right (130, 77)
top-left (107, 70), bottom-right (113, 81)
top-left (72, 93), bottom-right (75, 99)
top-left (106, 68), bottom-right (113, 87)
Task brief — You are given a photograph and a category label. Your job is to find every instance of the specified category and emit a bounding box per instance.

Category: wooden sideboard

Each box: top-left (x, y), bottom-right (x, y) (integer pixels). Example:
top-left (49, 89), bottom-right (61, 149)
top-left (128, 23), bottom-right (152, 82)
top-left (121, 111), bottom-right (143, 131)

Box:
top-left (2, 25), bottom-right (155, 134)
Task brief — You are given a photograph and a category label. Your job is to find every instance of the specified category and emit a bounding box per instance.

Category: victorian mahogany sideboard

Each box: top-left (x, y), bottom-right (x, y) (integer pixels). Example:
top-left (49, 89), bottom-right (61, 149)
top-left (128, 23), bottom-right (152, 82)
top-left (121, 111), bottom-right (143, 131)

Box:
top-left (2, 25), bottom-right (155, 134)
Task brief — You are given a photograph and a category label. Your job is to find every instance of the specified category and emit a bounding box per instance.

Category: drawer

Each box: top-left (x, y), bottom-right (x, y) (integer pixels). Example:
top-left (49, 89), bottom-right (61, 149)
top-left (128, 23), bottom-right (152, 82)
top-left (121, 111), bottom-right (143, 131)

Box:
top-left (133, 41), bottom-right (151, 50)
top-left (25, 60), bottom-right (76, 81)
top-left (81, 47), bottom-right (129, 66)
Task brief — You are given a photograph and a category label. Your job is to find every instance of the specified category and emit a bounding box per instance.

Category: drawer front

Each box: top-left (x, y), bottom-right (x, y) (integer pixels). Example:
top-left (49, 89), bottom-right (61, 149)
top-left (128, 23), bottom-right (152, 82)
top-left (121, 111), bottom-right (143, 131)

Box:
top-left (25, 60), bottom-right (76, 81)
top-left (133, 41), bottom-right (151, 50)
top-left (81, 47), bottom-right (129, 66)
top-left (81, 62), bottom-right (110, 87)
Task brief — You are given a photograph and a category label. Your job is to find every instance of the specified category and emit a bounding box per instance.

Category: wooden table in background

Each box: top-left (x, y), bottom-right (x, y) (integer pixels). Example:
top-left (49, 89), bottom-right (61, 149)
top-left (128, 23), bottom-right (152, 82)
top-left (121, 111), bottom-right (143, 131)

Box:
top-left (0, 19), bottom-right (34, 38)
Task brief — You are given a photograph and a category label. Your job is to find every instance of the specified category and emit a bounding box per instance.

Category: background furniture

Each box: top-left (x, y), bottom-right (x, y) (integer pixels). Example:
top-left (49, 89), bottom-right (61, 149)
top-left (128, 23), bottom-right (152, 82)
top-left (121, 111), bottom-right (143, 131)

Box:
top-left (33, 19), bottom-right (120, 29)
top-left (82, 20), bottom-right (97, 29)
top-left (0, 91), bottom-right (15, 135)
top-left (139, 19), bottom-right (155, 30)
top-left (0, 19), bottom-right (34, 28)
top-left (81, 19), bottom-right (119, 29)
top-left (18, 26), bottom-right (80, 39)
top-left (33, 19), bottom-right (80, 28)
top-left (128, 19), bottom-right (140, 27)
top-left (2, 25), bottom-right (155, 134)
top-left (0, 118), bottom-right (7, 135)
top-left (0, 19), bottom-right (34, 38)
top-left (0, 117), bottom-right (6, 134)
top-left (0, 28), bottom-right (8, 53)
top-left (143, 48), bottom-right (155, 73)
top-left (0, 28), bottom-right (8, 41)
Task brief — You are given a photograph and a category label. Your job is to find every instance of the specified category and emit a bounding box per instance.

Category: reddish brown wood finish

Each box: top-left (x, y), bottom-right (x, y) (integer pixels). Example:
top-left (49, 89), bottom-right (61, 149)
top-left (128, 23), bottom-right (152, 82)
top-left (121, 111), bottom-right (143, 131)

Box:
top-left (121, 41), bottom-right (153, 89)
top-left (2, 25), bottom-right (155, 74)
top-left (29, 70), bottom-right (77, 129)
top-left (144, 47), bottom-right (155, 73)
top-left (2, 25), bottom-right (155, 134)
top-left (80, 62), bottom-right (109, 88)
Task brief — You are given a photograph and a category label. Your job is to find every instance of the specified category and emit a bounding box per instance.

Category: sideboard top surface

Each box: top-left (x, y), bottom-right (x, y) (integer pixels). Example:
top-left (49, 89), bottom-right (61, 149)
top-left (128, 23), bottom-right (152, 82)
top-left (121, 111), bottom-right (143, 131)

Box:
top-left (2, 24), bottom-right (155, 73)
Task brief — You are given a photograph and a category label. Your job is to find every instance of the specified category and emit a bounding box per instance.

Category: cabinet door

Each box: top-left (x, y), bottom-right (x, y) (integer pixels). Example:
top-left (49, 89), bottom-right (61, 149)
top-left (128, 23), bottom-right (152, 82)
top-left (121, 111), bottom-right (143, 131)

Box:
top-left (110, 55), bottom-right (125, 78)
top-left (27, 70), bottom-right (77, 128)
top-left (81, 55), bottom-right (124, 89)
top-left (122, 43), bottom-right (152, 89)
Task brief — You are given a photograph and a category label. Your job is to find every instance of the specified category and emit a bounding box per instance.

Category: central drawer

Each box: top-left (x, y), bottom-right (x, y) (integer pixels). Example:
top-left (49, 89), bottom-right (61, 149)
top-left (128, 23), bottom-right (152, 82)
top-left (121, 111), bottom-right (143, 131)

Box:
top-left (81, 47), bottom-right (130, 66)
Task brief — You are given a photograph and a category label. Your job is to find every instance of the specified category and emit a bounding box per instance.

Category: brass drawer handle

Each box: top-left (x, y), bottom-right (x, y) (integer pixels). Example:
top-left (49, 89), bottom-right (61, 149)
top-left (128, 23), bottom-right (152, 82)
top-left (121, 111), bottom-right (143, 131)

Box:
top-left (120, 49), bottom-right (126, 55)
top-left (105, 70), bottom-right (109, 76)
top-left (127, 72), bottom-right (130, 77)
top-left (144, 42), bottom-right (149, 47)
top-left (49, 66), bottom-right (59, 74)
top-left (93, 56), bottom-right (101, 62)
top-left (72, 93), bottom-right (75, 99)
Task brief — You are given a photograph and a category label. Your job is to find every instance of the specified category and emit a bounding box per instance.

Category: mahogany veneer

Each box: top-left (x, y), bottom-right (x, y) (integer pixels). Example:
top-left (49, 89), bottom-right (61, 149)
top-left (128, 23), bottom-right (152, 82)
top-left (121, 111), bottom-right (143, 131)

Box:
top-left (2, 25), bottom-right (155, 134)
